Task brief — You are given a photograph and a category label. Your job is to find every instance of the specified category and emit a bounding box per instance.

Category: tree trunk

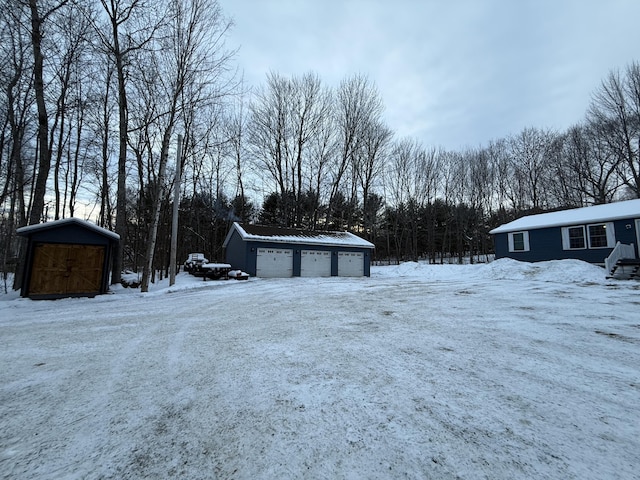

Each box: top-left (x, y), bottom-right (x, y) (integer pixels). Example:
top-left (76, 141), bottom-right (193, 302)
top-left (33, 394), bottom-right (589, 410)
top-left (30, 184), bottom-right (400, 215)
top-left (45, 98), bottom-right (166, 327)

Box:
top-left (141, 126), bottom-right (173, 292)
top-left (169, 134), bottom-right (183, 286)
top-left (28, 0), bottom-right (51, 226)
top-left (111, 19), bottom-right (128, 285)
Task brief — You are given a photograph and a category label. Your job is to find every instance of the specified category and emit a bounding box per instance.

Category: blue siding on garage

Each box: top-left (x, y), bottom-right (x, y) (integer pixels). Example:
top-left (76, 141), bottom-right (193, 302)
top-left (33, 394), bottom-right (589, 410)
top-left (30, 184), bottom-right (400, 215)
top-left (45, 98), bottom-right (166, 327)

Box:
top-left (227, 241), bottom-right (372, 277)
top-left (223, 229), bottom-right (249, 273)
top-left (223, 231), bottom-right (372, 277)
top-left (223, 223), bottom-right (374, 277)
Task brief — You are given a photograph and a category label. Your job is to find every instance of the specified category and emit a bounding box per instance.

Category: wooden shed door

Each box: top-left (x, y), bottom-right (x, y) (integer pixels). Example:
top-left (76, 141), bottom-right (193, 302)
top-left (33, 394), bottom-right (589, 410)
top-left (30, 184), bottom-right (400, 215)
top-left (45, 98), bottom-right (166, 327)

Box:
top-left (29, 243), bottom-right (105, 296)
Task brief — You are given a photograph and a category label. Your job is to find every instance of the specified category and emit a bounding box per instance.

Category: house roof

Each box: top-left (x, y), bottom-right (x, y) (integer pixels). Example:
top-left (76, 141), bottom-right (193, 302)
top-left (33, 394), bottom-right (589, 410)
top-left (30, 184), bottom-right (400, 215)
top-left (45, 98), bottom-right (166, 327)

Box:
top-left (16, 217), bottom-right (120, 241)
top-left (489, 199), bottom-right (640, 234)
top-left (223, 222), bottom-right (375, 248)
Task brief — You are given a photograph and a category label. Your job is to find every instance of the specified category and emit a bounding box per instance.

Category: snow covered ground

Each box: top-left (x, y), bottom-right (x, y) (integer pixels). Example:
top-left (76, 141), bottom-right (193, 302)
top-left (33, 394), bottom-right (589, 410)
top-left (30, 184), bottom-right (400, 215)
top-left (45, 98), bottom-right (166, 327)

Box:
top-left (1, 259), bottom-right (639, 479)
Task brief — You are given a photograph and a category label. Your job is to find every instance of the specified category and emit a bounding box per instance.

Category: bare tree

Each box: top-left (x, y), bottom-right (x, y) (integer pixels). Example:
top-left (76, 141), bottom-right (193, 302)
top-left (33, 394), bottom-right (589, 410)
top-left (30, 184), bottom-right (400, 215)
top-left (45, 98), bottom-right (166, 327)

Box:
top-left (0, 1), bottom-right (33, 221)
top-left (96, 0), bottom-right (161, 284)
top-left (248, 72), bottom-right (291, 221)
top-left (86, 58), bottom-right (118, 229)
top-left (1, 0), bottom-right (35, 289)
top-left (306, 95), bottom-right (336, 229)
top-left (560, 124), bottom-right (621, 205)
top-left (224, 98), bottom-right (246, 204)
top-left (588, 63), bottom-right (640, 198)
top-left (139, 0), bottom-right (235, 291)
top-left (486, 138), bottom-right (511, 212)
top-left (506, 127), bottom-right (557, 210)
top-left (329, 74), bottom-right (384, 229)
top-left (248, 71), bottom-right (329, 227)
top-left (48, 2), bottom-right (94, 220)
top-left (27, 0), bottom-right (70, 225)
top-left (355, 119), bottom-right (392, 237)
top-left (384, 138), bottom-right (440, 260)
top-left (289, 72), bottom-right (329, 225)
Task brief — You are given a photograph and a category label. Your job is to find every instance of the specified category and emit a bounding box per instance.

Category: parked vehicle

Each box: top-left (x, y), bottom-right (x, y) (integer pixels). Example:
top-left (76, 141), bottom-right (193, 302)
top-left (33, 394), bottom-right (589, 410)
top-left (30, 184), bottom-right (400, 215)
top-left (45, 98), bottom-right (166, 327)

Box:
top-left (184, 253), bottom-right (208, 274)
top-left (184, 252), bottom-right (233, 279)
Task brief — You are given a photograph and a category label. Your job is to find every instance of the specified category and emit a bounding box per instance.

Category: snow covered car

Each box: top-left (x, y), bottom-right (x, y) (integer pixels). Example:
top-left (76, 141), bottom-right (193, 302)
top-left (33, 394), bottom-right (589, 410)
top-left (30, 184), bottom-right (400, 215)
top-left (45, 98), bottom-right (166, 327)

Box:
top-left (184, 253), bottom-right (208, 274)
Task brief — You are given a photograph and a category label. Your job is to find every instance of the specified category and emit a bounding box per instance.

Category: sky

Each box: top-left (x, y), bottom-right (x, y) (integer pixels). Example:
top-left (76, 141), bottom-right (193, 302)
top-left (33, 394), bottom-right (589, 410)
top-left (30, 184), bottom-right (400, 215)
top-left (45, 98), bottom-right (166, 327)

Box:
top-left (218, 0), bottom-right (640, 151)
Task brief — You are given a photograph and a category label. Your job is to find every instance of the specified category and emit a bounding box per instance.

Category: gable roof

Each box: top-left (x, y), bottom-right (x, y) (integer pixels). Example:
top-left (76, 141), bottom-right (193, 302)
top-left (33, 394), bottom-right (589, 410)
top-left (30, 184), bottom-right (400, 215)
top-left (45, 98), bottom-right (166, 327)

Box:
top-left (223, 222), bottom-right (375, 248)
top-left (16, 217), bottom-right (120, 241)
top-left (490, 199), bottom-right (640, 234)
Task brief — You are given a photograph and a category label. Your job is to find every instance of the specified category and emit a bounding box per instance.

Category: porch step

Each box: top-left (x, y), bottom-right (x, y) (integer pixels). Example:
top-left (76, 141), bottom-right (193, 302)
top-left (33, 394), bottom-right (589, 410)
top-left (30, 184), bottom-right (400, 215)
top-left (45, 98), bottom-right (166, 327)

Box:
top-left (608, 258), bottom-right (640, 279)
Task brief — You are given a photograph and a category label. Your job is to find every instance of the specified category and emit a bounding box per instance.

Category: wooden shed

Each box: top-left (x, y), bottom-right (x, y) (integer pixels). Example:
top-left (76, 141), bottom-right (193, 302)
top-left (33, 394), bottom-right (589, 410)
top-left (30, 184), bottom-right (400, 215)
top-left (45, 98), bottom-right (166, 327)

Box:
top-left (223, 222), bottom-right (375, 278)
top-left (16, 218), bottom-right (120, 299)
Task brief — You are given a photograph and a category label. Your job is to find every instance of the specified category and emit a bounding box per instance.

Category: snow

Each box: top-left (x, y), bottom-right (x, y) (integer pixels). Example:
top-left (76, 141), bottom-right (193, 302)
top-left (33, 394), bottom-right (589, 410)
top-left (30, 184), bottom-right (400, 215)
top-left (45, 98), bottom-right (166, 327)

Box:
top-left (15, 217), bottom-right (120, 241)
top-left (489, 198), bottom-right (640, 234)
top-left (228, 270), bottom-right (249, 279)
top-left (1, 259), bottom-right (639, 479)
top-left (229, 222), bottom-right (375, 248)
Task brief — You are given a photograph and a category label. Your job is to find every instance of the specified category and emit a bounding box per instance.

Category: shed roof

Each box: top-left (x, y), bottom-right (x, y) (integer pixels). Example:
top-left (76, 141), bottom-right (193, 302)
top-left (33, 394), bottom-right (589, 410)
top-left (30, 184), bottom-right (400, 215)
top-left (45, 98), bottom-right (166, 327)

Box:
top-left (16, 217), bottom-right (120, 241)
top-left (223, 222), bottom-right (375, 248)
top-left (489, 199), bottom-right (640, 234)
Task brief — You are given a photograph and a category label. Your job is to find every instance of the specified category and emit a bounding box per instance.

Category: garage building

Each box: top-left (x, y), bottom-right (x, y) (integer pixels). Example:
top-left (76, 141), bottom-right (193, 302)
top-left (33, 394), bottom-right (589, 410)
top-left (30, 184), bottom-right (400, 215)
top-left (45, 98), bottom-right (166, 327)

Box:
top-left (223, 222), bottom-right (374, 278)
top-left (16, 218), bottom-right (119, 299)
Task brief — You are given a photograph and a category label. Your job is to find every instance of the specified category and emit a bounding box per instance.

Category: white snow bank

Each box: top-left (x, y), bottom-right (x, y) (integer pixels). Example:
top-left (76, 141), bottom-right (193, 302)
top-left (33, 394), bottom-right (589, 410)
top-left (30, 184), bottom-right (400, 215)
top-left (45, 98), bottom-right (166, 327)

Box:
top-left (374, 258), bottom-right (608, 285)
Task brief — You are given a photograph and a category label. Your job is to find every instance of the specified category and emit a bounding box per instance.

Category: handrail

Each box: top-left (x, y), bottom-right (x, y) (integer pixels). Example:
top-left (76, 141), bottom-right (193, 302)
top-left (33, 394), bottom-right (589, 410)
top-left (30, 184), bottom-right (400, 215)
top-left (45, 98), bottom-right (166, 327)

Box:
top-left (605, 242), bottom-right (636, 274)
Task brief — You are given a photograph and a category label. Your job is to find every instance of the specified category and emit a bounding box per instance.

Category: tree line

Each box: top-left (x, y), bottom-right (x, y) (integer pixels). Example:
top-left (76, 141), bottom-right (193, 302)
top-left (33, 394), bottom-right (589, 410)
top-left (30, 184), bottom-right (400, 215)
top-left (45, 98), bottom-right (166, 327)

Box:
top-left (1, 0), bottom-right (640, 291)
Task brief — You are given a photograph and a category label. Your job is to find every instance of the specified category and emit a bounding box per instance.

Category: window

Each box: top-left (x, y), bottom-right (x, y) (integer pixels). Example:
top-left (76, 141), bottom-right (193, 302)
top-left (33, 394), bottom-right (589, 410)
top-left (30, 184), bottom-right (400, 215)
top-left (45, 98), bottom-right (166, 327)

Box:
top-left (588, 223), bottom-right (614, 248)
top-left (508, 231), bottom-right (529, 252)
top-left (567, 226), bottom-right (585, 249)
top-left (512, 233), bottom-right (525, 251)
top-left (562, 222), bottom-right (615, 250)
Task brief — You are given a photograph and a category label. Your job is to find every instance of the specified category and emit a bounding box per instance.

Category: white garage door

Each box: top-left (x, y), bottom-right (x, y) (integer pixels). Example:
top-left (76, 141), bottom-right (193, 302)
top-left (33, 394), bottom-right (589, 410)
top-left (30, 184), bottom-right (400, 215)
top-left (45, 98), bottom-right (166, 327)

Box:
top-left (256, 248), bottom-right (293, 277)
top-left (301, 250), bottom-right (332, 277)
top-left (338, 251), bottom-right (364, 277)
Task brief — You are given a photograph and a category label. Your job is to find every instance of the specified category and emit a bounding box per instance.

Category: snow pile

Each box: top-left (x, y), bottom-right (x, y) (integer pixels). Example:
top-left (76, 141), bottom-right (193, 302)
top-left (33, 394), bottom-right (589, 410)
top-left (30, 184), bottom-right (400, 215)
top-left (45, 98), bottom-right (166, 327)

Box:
top-left (1, 260), bottom-right (638, 479)
top-left (374, 258), bottom-right (608, 285)
top-left (228, 270), bottom-right (249, 279)
top-left (119, 270), bottom-right (141, 288)
top-left (481, 258), bottom-right (609, 284)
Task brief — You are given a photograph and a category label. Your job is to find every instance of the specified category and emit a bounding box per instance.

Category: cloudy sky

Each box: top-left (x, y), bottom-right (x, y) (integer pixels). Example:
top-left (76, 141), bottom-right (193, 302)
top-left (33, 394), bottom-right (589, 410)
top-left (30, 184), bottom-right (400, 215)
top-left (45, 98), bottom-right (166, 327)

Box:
top-left (218, 0), bottom-right (640, 151)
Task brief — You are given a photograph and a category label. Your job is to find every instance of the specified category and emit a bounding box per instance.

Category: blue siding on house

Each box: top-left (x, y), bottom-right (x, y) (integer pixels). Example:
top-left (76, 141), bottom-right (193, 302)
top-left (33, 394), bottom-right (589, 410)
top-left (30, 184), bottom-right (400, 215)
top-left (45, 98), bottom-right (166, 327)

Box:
top-left (494, 218), bottom-right (639, 264)
top-left (614, 218), bottom-right (639, 250)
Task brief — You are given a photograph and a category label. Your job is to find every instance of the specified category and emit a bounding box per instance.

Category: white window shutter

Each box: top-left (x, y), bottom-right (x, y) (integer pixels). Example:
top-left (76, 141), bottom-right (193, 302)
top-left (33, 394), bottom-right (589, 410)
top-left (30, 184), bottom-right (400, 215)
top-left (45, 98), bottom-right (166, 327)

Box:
top-left (561, 227), bottom-right (570, 250)
top-left (605, 222), bottom-right (616, 247)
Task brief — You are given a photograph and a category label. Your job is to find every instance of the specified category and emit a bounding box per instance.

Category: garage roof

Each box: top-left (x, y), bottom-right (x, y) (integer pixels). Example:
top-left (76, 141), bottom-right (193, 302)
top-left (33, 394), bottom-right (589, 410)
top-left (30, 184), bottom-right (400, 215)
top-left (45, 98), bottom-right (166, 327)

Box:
top-left (224, 222), bottom-right (375, 248)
